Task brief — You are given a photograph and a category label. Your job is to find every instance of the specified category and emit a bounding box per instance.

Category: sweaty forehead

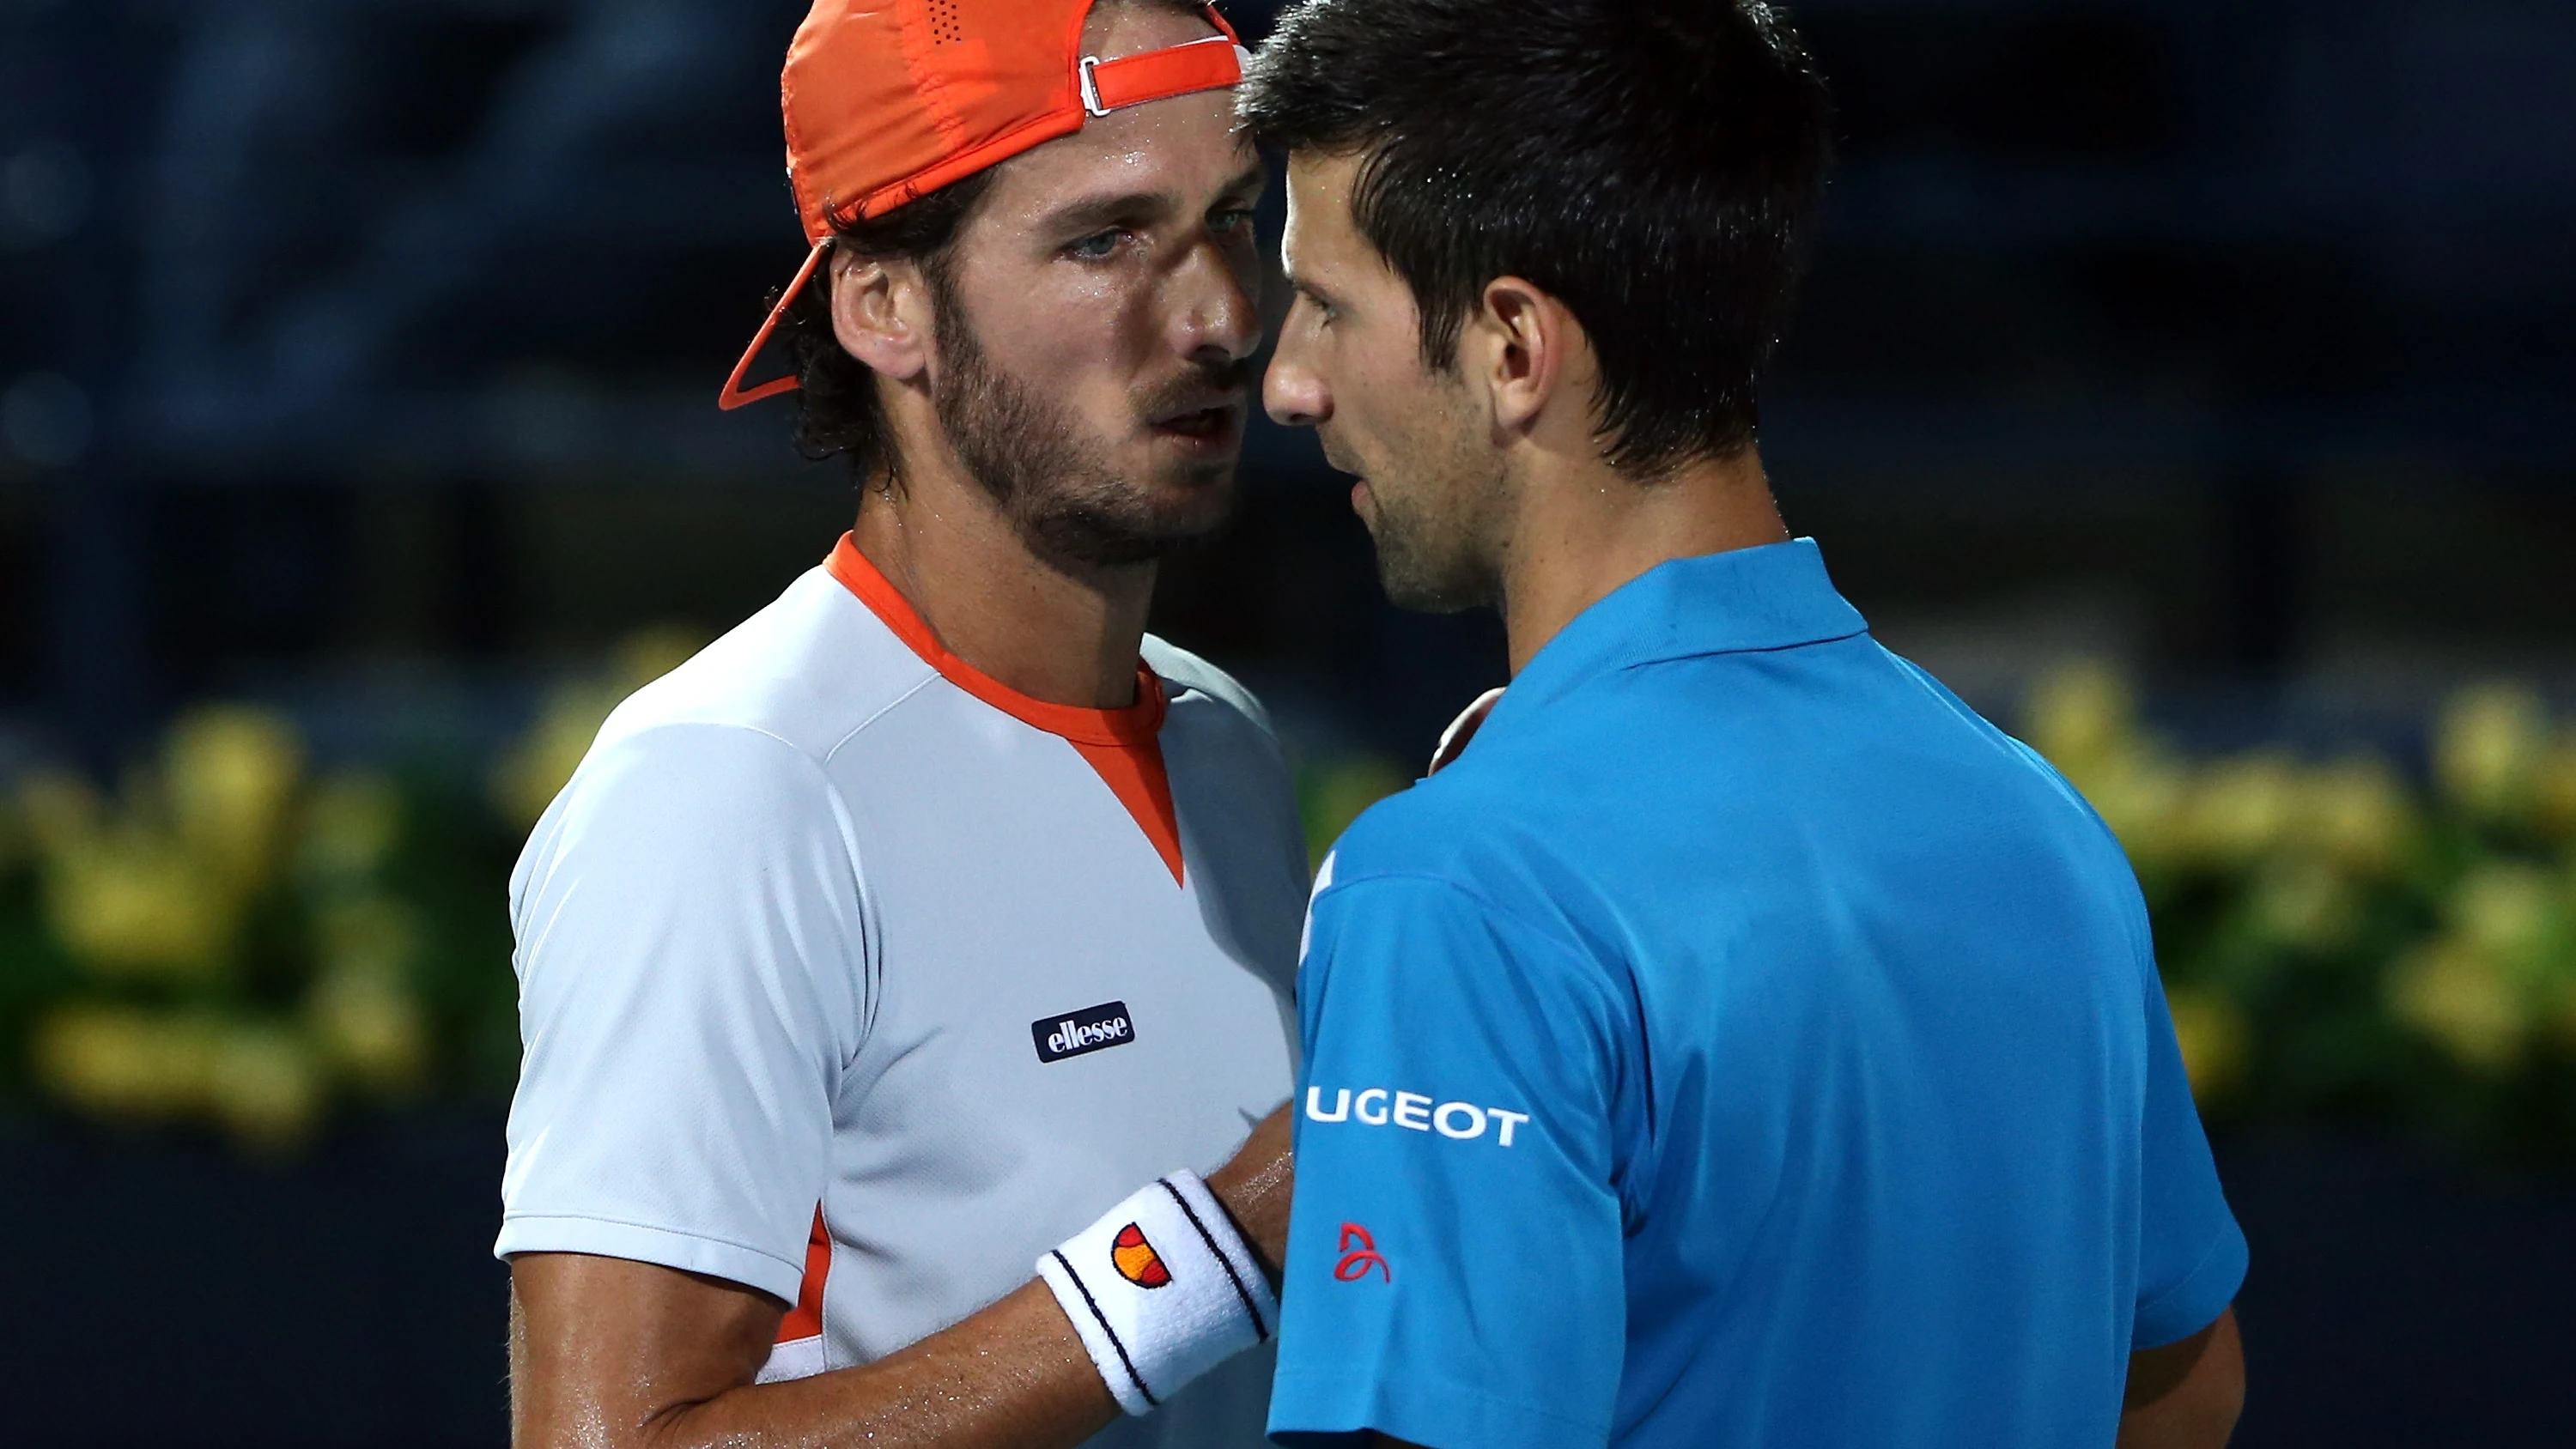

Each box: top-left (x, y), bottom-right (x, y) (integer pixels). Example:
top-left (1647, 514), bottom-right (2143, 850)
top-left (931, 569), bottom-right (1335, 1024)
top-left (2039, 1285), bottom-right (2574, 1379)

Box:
top-left (1283, 152), bottom-right (1371, 274)
top-left (952, 2), bottom-right (1250, 250)
top-left (972, 91), bottom-right (1253, 235)
top-left (1083, 0), bottom-right (1220, 58)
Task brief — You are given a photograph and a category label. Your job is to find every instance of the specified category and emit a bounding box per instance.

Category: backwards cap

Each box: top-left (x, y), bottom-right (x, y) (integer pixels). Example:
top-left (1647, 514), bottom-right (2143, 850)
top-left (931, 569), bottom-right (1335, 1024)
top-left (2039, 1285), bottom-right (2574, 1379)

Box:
top-left (720, 0), bottom-right (1249, 410)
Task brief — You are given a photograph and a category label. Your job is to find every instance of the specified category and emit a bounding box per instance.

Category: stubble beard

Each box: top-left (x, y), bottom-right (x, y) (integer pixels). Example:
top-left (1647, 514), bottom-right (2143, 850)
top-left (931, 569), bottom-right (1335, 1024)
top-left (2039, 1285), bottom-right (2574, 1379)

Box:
top-left (1347, 394), bottom-right (1510, 615)
top-left (930, 280), bottom-right (1241, 572)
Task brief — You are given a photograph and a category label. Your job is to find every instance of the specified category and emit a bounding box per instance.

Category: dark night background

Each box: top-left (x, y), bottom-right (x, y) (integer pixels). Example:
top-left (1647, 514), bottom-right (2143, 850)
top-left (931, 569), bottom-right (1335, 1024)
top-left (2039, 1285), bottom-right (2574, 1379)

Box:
top-left (3, 0), bottom-right (2572, 1444)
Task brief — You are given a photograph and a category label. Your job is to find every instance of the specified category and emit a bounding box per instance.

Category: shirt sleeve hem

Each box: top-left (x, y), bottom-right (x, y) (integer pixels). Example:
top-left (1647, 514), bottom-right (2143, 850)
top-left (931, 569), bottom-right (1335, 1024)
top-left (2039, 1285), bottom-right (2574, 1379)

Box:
top-left (494, 1214), bottom-right (807, 1306)
top-left (2133, 1216), bottom-right (2249, 1349)
top-left (1266, 1366), bottom-right (1611, 1449)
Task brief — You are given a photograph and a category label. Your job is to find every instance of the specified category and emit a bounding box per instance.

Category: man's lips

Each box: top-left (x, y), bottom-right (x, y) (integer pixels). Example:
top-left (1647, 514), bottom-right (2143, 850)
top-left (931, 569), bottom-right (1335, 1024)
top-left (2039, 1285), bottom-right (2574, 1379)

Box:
top-left (1148, 394), bottom-right (1247, 444)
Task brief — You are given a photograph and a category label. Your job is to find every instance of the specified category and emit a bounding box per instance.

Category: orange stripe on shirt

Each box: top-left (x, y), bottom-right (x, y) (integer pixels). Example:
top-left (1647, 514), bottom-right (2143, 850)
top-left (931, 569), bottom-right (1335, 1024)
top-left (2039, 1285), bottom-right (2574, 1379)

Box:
top-left (778, 1203), bottom-right (831, 1343)
top-left (823, 533), bottom-right (1185, 885)
top-left (1072, 738), bottom-right (1184, 885)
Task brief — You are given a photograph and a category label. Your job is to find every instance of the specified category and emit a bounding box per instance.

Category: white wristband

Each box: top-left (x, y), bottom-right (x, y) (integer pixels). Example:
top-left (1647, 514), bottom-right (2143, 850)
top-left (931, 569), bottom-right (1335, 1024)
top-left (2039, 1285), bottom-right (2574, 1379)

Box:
top-left (1036, 1169), bottom-right (1278, 1416)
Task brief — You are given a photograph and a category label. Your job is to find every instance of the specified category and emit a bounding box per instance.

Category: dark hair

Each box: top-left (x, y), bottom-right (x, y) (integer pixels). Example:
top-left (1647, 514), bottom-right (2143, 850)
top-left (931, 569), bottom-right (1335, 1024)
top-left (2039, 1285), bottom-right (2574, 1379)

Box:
top-left (1241, 0), bottom-right (1832, 475)
top-left (779, 168), bottom-right (997, 483)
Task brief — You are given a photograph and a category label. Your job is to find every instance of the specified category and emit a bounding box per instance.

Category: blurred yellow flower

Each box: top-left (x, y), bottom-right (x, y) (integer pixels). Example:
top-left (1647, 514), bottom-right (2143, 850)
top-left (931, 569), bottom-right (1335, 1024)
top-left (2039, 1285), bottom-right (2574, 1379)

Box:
top-left (2076, 744), bottom-right (2191, 871)
top-left (2246, 859), bottom-right (2357, 954)
top-left (2433, 683), bottom-right (2548, 824)
top-left (2178, 753), bottom-right (2300, 869)
top-left (209, 1022), bottom-right (325, 1152)
top-left (491, 679), bottom-right (623, 831)
top-left (2024, 659), bottom-right (2137, 777)
top-left (297, 769), bottom-right (404, 890)
top-left (166, 705), bottom-right (306, 893)
top-left (31, 1005), bottom-right (225, 1120)
top-left (41, 837), bottom-right (237, 984)
top-left (308, 961), bottom-right (431, 1094)
top-left (2535, 732), bottom-right (2576, 841)
top-left (2164, 986), bottom-right (2249, 1103)
top-left (305, 891), bottom-right (434, 1093)
top-left (2299, 755), bottom-right (2415, 877)
top-left (2446, 862), bottom-right (2561, 976)
top-left (2387, 940), bottom-right (2528, 1074)
top-left (489, 626), bottom-right (710, 831)
top-left (314, 893), bottom-right (421, 977)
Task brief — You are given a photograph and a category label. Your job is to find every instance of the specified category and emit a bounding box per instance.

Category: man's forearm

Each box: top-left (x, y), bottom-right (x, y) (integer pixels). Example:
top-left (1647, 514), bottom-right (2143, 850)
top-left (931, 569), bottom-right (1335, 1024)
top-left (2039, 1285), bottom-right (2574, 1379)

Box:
top-left (2117, 1307), bottom-right (2244, 1449)
top-left (513, 1108), bottom-right (1295, 1449)
top-left (638, 1282), bottom-right (1119, 1449)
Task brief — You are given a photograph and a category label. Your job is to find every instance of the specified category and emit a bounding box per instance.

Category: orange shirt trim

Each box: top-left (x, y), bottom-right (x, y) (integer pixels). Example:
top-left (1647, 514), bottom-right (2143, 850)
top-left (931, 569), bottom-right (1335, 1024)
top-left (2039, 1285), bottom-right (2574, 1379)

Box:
top-left (823, 534), bottom-right (1185, 884)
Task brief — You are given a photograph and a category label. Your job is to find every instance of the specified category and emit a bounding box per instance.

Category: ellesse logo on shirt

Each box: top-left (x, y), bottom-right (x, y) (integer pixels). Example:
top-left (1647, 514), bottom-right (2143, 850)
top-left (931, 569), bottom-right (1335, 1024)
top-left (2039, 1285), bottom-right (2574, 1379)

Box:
top-left (1032, 1001), bottom-right (1135, 1064)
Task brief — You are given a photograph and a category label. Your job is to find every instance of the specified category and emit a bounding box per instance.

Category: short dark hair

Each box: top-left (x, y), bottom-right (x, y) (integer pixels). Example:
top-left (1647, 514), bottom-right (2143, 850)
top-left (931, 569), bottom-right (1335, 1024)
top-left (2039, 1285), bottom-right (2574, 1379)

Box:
top-left (779, 168), bottom-right (996, 484)
top-left (1241, 0), bottom-right (1832, 475)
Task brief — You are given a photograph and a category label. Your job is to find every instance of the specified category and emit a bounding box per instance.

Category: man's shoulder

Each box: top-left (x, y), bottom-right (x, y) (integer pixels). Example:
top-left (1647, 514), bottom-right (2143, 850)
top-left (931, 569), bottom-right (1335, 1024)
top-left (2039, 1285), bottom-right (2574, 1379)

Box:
top-left (1316, 768), bottom-right (1523, 906)
top-left (513, 567), bottom-right (924, 893)
top-left (600, 566), bottom-right (934, 762)
top-left (1141, 634), bottom-right (1280, 747)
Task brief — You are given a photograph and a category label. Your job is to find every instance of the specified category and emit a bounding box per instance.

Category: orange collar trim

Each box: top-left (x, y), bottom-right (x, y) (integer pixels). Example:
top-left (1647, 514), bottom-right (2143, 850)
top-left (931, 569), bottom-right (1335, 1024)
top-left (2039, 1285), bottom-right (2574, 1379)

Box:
top-left (824, 534), bottom-right (1167, 748)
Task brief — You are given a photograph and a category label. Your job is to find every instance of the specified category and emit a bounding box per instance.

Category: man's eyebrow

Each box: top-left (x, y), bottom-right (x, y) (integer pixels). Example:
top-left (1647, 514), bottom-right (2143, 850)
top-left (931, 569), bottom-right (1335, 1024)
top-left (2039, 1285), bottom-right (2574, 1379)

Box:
top-left (1040, 188), bottom-right (1179, 238)
top-left (1289, 273), bottom-right (1343, 310)
top-left (1214, 163), bottom-right (1267, 206)
top-left (1041, 164), bottom-right (1267, 239)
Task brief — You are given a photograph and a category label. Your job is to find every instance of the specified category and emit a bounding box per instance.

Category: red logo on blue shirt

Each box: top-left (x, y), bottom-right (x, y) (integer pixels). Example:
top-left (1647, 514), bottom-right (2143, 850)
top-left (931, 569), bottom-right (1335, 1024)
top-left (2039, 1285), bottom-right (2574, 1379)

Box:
top-left (1334, 1222), bottom-right (1390, 1283)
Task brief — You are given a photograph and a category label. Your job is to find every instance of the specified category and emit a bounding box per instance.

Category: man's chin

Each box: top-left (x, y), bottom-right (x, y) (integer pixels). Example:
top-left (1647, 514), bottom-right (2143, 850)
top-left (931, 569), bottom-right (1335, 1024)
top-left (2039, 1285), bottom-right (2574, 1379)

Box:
top-left (1378, 569), bottom-right (1484, 615)
top-left (1018, 473), bottom-right (1236, 569)
top-left (1370, 529), bottom-right (1494, 615)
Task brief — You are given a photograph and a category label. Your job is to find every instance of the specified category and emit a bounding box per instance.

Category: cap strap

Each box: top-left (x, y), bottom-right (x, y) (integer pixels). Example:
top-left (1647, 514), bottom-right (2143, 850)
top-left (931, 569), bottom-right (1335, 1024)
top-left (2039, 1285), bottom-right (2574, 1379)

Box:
top-left (717, 237), bottom-right (832, 411)
top-left (1079, 34), bottom-right (1249, 118)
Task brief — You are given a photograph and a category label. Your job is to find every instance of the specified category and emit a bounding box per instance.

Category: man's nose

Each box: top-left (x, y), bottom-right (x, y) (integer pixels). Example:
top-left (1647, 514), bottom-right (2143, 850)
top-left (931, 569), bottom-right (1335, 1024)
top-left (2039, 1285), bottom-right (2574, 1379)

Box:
top-left (1171, 241), bottom-right (1263, 368)
top-left (1264, 330), bottom-right (1329, 428)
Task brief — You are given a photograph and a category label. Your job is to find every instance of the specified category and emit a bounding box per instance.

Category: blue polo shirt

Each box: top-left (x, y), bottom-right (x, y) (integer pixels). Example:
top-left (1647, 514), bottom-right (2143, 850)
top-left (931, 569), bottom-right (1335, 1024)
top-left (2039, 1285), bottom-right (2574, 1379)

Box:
top-left (1267, 539), bottom-right (2245, 1449)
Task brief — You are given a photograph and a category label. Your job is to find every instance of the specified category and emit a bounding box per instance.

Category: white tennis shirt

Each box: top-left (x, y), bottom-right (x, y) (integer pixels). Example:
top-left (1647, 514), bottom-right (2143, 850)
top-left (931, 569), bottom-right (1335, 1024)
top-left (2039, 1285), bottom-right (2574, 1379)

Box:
top-left (497, 535), bottom-right (1307, 1446)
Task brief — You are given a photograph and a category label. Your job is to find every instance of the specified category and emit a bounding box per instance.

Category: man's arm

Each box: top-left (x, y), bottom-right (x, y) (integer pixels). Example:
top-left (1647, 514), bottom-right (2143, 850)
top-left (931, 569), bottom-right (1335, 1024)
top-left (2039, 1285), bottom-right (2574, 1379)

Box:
top-left (1267, 875), bottom-right (1632, 1449)
top-left (510, 1107), bottom-right (1292, 1449)
top-left (2117, 1306), bottom-right (2244, 1449)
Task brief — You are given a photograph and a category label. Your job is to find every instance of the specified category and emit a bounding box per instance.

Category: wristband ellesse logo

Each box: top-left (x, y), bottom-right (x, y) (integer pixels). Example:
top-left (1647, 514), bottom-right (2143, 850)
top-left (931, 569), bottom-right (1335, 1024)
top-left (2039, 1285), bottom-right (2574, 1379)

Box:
top-left (1033, 1001), bottom-right (1135, 1064)
top-left (1111, 1222), bottom-right (1171, 1287)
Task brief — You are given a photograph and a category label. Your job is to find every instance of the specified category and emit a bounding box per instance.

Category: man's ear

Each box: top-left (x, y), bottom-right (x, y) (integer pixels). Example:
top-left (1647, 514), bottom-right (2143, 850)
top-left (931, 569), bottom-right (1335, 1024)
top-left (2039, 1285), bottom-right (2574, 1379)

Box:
top-left (1465, 276), bottom-right (1574, 438)
top-left (829, 248), bottom-right (935, 382)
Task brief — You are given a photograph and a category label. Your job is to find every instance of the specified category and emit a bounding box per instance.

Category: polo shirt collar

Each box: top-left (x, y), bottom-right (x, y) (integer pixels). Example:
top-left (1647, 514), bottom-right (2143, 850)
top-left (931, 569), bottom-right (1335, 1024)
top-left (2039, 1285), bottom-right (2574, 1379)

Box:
top-left (1492, 537), bottom-right (1868, 719)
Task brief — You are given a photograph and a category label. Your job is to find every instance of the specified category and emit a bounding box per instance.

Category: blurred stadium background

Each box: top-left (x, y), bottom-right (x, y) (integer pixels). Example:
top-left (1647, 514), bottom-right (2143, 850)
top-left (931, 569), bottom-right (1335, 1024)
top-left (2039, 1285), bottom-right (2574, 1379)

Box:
top-left (3, 0), bottom-right (2572, 1443)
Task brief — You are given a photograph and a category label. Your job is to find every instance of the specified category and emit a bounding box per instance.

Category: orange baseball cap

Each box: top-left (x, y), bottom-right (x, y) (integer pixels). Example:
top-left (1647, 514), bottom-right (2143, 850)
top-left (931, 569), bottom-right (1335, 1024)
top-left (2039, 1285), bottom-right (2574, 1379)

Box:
top-left (720, 0), bottom-right (1251, 410)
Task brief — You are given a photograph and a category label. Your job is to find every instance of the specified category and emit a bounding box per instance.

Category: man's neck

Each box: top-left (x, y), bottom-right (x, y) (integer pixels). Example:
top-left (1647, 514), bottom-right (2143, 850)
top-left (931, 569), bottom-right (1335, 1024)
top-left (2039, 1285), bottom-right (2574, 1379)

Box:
top-left (852, 466), bottom-right (1157, 712)
top-left (1497, 444), bottom-right (1789, 676)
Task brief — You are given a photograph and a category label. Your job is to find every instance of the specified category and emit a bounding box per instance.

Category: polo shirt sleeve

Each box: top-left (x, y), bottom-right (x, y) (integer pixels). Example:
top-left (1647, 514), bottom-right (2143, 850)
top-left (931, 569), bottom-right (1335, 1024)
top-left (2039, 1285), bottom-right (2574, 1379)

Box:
top-left (494, 722), bottom-right (867, 1307)
top-left (1268, 870), bottom-right (1631, 1449)
top-left (2130, 927), bottom-right (2248, 1349)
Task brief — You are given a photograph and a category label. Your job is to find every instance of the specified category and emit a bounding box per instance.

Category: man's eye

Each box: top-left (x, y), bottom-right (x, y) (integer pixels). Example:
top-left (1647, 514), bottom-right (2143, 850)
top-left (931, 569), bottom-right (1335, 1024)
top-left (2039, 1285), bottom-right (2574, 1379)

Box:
top-left (1068, 230), bottom-right (1123, 260)
top-left (1212, 208), bottom-right (1256, 234)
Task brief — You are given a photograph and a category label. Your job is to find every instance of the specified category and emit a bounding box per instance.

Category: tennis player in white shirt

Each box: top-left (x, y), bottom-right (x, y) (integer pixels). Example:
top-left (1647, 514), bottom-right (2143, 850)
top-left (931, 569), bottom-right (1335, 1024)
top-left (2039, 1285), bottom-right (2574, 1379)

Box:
top-left (499, 3), bottom-right (1305, 1446)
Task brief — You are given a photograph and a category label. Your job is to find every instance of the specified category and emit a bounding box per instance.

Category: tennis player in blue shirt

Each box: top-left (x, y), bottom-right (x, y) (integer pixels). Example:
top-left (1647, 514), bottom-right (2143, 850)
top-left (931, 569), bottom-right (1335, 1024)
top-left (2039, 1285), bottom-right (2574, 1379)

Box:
top-left (1242, 3), bottom-right (2247, 1446)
